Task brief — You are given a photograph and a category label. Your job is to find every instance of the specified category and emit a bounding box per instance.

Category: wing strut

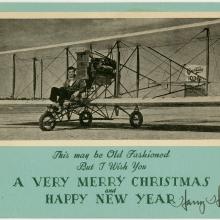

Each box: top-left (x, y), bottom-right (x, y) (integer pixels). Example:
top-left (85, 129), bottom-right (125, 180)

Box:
top-left (205, 28), bottom-right (210, 96)
top-left (11, 54), bottom-right (16, 99)
top-left (136, 45), bottom-right (140, 98)
top-left (65, 47), bottom-right (69, 80)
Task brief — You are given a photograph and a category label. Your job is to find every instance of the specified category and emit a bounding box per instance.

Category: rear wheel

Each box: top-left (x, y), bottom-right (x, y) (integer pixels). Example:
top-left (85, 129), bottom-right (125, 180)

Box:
top-left (39, 111), bottom-right (56, 131)
top-left (129, 111), bottom-right (143, 128)
top-left (79, 110), bottom-right (92, 127)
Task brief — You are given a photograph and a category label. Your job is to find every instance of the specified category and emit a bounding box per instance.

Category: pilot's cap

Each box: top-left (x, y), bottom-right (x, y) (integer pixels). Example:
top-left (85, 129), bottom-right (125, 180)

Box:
top-left (67, 66), bottom-right (76, 72)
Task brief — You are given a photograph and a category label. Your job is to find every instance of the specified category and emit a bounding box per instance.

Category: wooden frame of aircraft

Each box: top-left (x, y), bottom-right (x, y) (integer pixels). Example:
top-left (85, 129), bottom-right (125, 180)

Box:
top-left (1, 19), bottom-right (220, 130)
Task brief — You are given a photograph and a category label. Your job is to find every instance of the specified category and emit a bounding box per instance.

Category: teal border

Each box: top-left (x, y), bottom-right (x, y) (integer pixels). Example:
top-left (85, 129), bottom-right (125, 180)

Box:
top-left (0, 3), bottom-right (219, 12)
top-left (0, 146), bottom-right (220, 218)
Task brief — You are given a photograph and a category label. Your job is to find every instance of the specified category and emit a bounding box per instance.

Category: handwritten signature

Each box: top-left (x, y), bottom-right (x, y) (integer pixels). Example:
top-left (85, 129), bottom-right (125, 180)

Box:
top-left (170, 189), bottom-right (220, 214)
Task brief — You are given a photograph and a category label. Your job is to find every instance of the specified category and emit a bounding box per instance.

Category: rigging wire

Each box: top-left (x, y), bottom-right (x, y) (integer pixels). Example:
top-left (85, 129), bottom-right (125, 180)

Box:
top-left (162, 38), bottom-right (220, 83)
top-left (130, 29), bottom-right (206, 80)
top-left (42, 48), bottom-right (65, 72)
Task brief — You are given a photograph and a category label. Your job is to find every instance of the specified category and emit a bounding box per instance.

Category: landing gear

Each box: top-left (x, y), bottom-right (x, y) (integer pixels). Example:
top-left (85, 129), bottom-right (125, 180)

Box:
top-left (39, 111), bottom-right (56, 131)
top-left (129, 111), bottom-right (143, 128)
top-left (39, 103), bottom-right (144, 131)
top-left (79, 110), bottom-right (92, 127)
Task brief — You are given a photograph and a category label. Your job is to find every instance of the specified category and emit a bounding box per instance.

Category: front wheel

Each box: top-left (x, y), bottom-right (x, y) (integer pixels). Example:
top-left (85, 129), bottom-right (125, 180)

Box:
top-left (39, 111), bottom-right (56, 131)
top-left (129, 111), bottom-right (143, 128)
top-left (79, 110), bottom-right (92, 127)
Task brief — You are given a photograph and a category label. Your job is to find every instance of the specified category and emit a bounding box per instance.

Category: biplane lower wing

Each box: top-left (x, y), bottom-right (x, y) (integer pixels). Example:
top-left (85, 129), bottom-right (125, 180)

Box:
top-left (90, 96), bottom-right (220, 107)
top-left (2, 96), bottom-right (220, 107)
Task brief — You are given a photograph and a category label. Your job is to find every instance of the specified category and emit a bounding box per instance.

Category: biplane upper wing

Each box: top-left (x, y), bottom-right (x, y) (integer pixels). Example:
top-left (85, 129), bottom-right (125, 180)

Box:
top-left (0, 19), bottom-right (220, 55)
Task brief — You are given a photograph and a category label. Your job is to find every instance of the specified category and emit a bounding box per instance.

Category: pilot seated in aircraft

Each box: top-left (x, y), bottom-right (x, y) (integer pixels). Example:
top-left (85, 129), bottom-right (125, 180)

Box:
top-left (49, 66), bottom-right (86, 108)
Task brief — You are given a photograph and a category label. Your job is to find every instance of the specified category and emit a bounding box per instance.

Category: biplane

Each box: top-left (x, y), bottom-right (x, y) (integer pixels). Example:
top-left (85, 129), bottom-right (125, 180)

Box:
top-left (1, 19), bottom-right (220, 131)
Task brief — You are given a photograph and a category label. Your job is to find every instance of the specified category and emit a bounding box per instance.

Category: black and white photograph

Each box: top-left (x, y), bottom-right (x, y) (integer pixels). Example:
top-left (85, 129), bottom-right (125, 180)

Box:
top-left (1, 17), bottom-right (220, 140)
